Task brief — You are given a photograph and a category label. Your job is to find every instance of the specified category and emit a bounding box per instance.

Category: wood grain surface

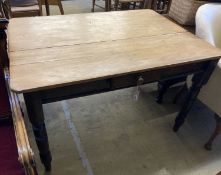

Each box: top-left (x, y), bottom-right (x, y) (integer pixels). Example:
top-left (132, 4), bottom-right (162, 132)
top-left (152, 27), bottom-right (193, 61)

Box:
top-left (8, 10), bottom-right (185, 51)
top-left (8, 10), bottom-right (221, 93)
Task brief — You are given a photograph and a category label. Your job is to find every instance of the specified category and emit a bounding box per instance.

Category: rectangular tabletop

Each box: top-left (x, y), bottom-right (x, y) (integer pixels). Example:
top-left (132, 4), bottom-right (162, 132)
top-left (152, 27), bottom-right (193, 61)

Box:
top-left (8, 10), bottom-right (221, 93)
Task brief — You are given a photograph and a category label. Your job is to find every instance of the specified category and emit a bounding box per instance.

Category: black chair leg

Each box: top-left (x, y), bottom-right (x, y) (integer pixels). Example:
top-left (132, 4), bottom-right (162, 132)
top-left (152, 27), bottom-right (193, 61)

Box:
top-left (156, 81), bottom-right (169, 104)
top-left (92, 0), bottom-right (96, 12)
top-left (173, 83), bottom-right (187, 104)
top-left (156, 76), bottom-right (187, 104)
top-left (133, 2), bottom-right (136, 9)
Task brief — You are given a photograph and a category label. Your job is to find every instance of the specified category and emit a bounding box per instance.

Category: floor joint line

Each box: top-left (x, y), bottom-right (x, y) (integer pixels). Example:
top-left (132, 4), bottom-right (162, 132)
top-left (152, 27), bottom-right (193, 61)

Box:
top-left (61, 100), bottom-right (94, 175)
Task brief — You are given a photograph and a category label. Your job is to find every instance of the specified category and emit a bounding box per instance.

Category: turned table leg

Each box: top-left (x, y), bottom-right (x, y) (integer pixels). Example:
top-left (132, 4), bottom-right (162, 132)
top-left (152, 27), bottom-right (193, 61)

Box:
top-left (173, 60), bottom-right (218, 132)
top-left (24, 93), bottom-right (52, 171)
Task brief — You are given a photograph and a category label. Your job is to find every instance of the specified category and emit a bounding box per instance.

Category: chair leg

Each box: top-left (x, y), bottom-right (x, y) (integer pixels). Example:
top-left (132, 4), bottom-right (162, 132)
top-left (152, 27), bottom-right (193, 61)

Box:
top-left (108, 0), bottom-right (112, 11)
top-left (173, 83), bottom-right (187, 104)
top-left (152, 0), bottom-right (158, 10)
top-left (162, 0), bottom-right (166, 12)
top-left (204, 114), bottom-right (221, 151)
top-left (114, 0), bottom-right (119, 10)
top-left (156, 81), bottom-right (170, 104)
top-left (157, 0), bottom-right (160, 10)
top-left (92, 0), bottom-right (96, 12)
top-left (105, 0), bottom-right (108, 11)
top-left (121, 3), bottom-right (130, 10)
top-left (58, 0), bottom-right (64, 15)
top-left (139, 1), bottom-right (144, 8)
top-left (156, 76), bottom-right (187, 104)
top-left (133, 2), bottom-right (136, 9)
top-left (45, 0), bottom-right (50, 16)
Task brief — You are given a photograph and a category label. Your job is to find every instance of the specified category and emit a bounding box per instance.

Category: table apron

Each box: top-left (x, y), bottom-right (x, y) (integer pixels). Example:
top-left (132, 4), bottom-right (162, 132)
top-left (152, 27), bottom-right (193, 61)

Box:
top-left (26, 60), bottom-right (210, 104)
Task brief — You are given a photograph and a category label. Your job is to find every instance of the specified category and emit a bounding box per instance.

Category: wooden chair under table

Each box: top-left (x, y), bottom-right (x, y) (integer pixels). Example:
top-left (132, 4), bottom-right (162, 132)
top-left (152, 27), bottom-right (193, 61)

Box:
top-left (144, 0), bottom-right (171, 13)
top-left (9, 0), bottom-right (42, 18)
top-left (41, 0), bottom-right (64, 15)
top-left (92, 0), bottom-right (111, 12)
top-left (114, 0), bottom-right (144, 10)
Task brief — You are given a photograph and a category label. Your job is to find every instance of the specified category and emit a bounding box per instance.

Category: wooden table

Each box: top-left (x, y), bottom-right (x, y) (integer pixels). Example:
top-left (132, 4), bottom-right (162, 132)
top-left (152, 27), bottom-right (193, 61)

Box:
top-left (8, 10), bottom-right (221, 171)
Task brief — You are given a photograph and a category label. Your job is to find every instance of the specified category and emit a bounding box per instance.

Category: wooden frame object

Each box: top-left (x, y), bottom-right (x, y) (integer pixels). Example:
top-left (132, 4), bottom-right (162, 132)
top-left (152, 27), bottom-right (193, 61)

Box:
top-left (41, 0), bottom-right (64, 16)
top-left (0, 19), bottom-right (37, 175)
top-left (10, 0), bottom-right (42, 18)
top-left (8, 10), bottom-right (221, 171)
top-left (144, 0), bottom-right (172, 13)
top-left (5, 69), bottom-right (37, 175)
top-left (92, 0), bottom-right (111, 12)
top-left (114, 0), bottom-right (145, 10)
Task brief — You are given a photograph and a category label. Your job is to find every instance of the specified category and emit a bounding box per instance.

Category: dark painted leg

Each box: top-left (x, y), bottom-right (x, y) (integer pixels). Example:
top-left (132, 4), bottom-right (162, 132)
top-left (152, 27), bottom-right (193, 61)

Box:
top-left (108, 0), bottom-right (112, 11)
top-left (58, 1), bottom-right (64, 15)
top-left (156, 81), bottom-right (170, 104)
top-left (91, 0), bottom-right (95, 12)
top-left (121, 3), bottom-right (130, 10)
top-left (162, 0), bottom-right (166, 12)
top-left (173, 83), bottom-right (187, 104)
top-left (133, 2), bottom-right (136, 9)
top-left (139, 1), bottom-right (144, 9)
top-left (156, 76), bottom-right (187, 104)
top-left (173, 60), bottom-right (218, 132)
top-left (105, 0), bottom-right (108, 11)
top-left (204, 114), bottom-right (221, 151)
top-left (45, 0), bottom-right (50, 16)
top-left (114, 0), bottom-right (119, 10)
top-left (24, 93), bottom-right (52, 171)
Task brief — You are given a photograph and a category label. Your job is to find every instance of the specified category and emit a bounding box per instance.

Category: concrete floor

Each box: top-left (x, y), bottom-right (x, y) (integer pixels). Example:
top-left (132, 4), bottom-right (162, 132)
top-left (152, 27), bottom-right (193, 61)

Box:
top-left (22, 1), bottom-right (221, 175)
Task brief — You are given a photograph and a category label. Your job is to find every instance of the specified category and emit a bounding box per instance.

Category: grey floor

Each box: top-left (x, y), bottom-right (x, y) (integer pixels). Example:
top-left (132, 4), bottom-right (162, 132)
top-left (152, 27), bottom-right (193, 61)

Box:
top-left (23, 1), bottom-right (221, 175)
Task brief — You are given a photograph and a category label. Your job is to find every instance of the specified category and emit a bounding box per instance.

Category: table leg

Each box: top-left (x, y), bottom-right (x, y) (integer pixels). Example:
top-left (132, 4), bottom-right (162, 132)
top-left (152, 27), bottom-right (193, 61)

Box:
top-left (173, 60), bottom-right (218, 132)
top-left (24, 93), bottom-right (52, 171)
